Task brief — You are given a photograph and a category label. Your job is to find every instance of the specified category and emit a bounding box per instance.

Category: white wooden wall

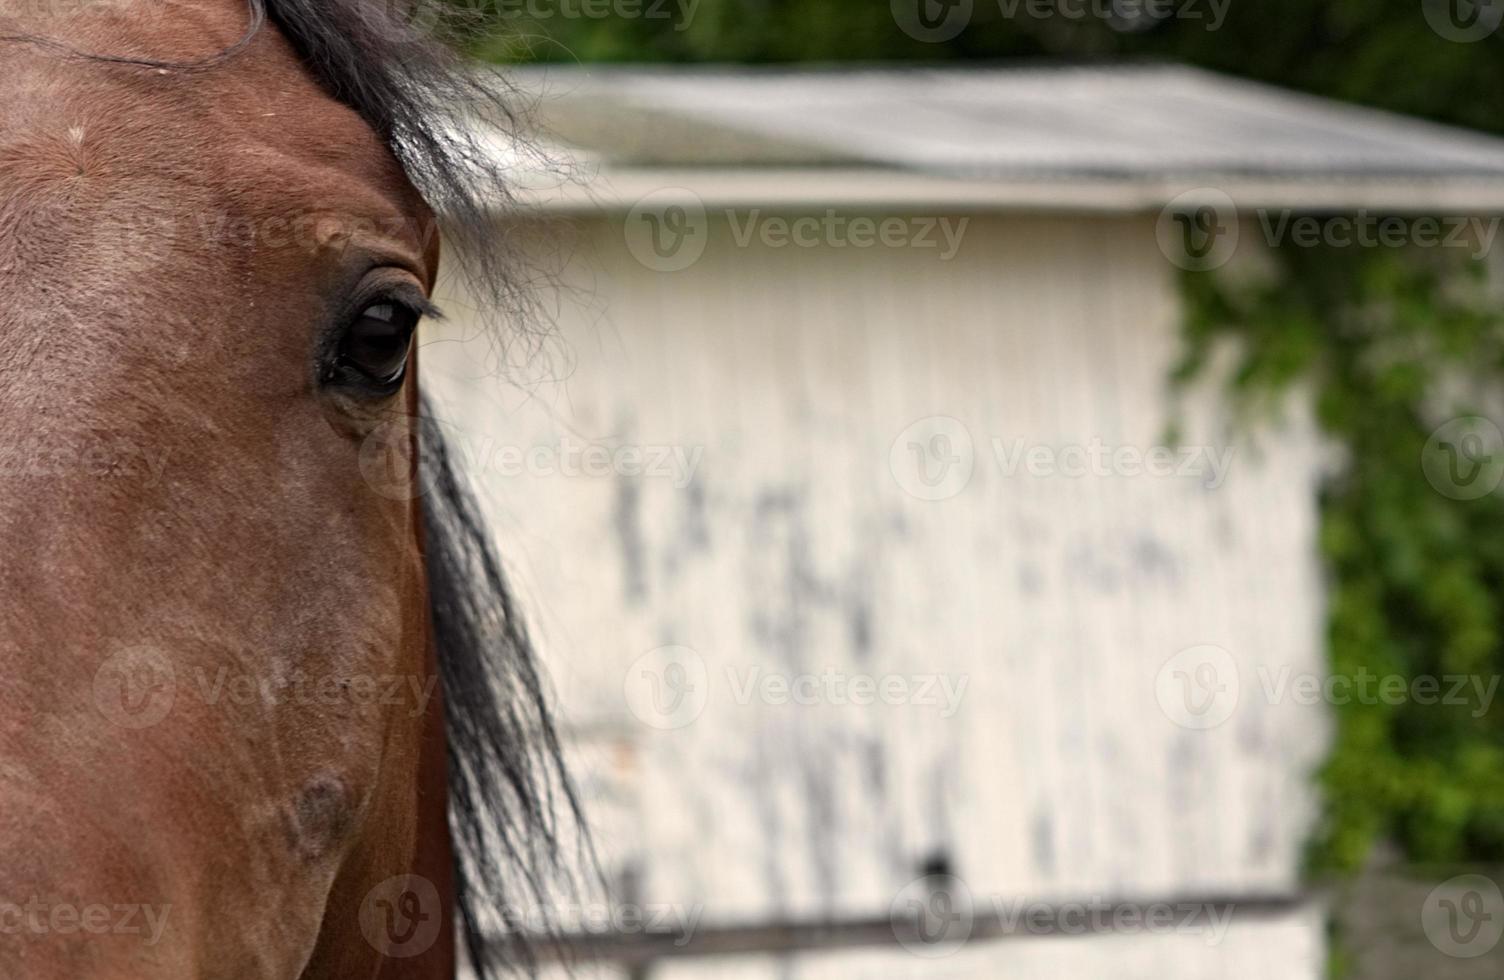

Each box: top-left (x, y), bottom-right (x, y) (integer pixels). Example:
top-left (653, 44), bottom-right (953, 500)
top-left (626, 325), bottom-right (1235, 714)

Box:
top-left (426, 211), bottom-right (1328, 976)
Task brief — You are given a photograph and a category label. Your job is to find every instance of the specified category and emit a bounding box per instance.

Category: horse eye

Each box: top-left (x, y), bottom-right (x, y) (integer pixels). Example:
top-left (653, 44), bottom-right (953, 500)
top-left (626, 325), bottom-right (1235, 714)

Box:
top-left (332, 300), bottom-right (420, 389)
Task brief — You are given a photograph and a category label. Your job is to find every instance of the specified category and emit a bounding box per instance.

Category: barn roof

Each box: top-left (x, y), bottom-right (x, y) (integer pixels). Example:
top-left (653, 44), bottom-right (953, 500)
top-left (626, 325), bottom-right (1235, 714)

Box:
top-left (503, 64), bottom-right (1504, 212)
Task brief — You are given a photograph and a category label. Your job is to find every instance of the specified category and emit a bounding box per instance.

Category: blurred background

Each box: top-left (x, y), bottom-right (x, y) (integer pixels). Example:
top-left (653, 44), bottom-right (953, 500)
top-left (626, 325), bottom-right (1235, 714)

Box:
top-left (419, 2), bottom-right (1504, 977)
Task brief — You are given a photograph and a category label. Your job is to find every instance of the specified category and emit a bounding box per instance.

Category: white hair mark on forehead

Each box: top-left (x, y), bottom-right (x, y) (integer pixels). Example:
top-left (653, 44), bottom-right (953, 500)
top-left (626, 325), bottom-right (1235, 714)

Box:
top-left (61, 124), bottom-right (89, 177)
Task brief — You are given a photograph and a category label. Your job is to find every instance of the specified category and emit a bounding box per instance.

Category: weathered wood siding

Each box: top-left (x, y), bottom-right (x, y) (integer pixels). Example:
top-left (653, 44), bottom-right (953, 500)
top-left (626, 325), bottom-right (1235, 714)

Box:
top-left (427, 211), bottom-right (1328, 975)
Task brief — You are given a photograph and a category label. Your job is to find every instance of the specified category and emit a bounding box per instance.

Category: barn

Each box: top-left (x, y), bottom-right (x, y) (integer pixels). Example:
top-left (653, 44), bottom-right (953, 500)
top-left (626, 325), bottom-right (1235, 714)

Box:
top-left (422, 64), bottom-right (1504, 978)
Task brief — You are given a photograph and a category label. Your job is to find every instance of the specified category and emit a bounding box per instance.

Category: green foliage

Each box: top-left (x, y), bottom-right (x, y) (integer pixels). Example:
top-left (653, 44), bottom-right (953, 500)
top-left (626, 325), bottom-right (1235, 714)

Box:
top-left (1176, 244), bottom-right (1504, 873)
top-left (469, 0), bottom-right (1504, 138)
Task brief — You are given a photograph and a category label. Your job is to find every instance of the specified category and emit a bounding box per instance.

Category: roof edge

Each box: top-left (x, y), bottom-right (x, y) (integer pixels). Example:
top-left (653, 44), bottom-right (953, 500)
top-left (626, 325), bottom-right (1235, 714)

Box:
top-left (510, 168), bottom-right (1504, 214)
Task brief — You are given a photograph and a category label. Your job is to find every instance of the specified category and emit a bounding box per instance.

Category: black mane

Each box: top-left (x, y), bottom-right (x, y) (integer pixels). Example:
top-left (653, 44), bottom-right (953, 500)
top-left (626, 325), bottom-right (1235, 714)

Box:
top-left (419, 409), bottom-right (585, 976)
top-left (262, 2), bottom-right (587, 975)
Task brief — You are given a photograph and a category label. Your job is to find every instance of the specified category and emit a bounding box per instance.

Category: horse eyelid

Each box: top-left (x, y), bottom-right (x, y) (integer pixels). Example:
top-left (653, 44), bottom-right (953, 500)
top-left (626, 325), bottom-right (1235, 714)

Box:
top-left (368, 291), bottom-right (442, 324)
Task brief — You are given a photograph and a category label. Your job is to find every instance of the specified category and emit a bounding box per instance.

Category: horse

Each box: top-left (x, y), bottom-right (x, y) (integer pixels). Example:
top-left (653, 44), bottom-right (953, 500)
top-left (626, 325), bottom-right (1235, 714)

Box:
top-left (0, 1), bottom-right (580, 977)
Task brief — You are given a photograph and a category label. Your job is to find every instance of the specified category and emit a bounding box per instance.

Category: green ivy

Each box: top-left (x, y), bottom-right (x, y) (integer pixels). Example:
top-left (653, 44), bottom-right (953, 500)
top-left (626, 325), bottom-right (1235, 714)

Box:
top-left (1175, 241), bottom-right (1504, 873)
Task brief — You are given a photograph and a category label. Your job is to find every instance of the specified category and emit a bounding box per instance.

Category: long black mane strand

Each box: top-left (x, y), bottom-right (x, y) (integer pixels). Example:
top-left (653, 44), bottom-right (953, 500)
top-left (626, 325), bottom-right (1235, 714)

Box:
top-left (420, 411), bottom-right (585, 975)
top-left (259, 1), bottom-right (588, 974)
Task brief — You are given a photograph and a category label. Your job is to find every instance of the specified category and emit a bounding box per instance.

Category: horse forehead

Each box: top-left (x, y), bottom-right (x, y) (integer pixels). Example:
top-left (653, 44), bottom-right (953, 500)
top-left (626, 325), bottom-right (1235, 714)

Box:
top-left (0, 18), bottom-right (423, 254)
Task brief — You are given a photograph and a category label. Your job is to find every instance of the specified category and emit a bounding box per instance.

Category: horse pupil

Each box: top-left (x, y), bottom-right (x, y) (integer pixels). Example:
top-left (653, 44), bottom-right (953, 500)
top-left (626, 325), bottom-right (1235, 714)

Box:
top-left (341, 305), bottom-right (416, 383)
